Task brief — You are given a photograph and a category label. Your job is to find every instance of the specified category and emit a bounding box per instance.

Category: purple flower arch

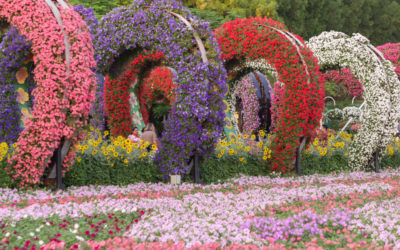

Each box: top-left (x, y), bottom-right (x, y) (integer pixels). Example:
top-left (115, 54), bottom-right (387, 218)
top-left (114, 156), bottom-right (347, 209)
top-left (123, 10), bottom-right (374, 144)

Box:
top-left (95, 0), bottom-right (228, 177)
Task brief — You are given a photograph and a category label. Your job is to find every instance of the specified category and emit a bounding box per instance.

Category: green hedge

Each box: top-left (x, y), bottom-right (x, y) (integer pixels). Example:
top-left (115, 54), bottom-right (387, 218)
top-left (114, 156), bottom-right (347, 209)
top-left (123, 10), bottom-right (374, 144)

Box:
top-left (64, 157), bottom-right (163, 187)
top-left (1, 150), bottom-right (398, 188)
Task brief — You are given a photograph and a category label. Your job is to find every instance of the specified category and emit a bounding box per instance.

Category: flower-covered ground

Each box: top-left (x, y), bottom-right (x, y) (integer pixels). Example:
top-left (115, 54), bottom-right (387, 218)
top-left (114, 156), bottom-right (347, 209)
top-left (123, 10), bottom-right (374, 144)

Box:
top-left (1, 170), bottom-right (400, 249)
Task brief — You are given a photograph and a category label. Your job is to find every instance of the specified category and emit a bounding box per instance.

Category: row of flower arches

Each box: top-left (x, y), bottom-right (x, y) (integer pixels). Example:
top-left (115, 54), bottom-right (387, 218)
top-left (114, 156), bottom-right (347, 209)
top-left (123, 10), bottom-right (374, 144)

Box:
top-left (0, 0), bottom-right (399, 186)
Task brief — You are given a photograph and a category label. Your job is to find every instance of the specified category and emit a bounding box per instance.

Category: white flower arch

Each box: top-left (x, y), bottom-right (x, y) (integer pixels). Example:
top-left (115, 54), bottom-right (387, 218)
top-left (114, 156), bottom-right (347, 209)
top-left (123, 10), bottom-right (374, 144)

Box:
top-left (307, 31), bottom-right (400, 170)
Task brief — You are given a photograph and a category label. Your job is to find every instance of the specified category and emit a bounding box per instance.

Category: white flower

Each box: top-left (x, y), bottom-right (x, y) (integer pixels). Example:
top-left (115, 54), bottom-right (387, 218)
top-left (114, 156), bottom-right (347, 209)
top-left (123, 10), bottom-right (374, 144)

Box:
top-left (74, 223), bottom-right (79, 229)
top-left (29, 232), bottom-right (34, 237)
top-left (35, 228), bottom-right (40, 232)
top-left (38, 240), bottom-right (44, 245)
top-left (5, 232), bottom-right (10, 237)
top-left (76, 236), bottom-right (85, 241)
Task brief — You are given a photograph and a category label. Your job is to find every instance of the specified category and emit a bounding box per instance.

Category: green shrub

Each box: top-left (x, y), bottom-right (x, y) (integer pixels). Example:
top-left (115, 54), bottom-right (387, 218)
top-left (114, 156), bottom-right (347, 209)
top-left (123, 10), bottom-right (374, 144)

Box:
top-left (300, 151), bottom-right (348, 175)
top-left (198, 154), bottom-right (267, 184)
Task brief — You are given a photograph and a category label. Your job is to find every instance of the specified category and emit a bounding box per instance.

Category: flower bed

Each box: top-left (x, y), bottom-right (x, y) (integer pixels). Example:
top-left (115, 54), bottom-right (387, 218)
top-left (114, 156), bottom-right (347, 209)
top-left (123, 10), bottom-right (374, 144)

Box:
top-left (1, 170), bottom-right (400, 248)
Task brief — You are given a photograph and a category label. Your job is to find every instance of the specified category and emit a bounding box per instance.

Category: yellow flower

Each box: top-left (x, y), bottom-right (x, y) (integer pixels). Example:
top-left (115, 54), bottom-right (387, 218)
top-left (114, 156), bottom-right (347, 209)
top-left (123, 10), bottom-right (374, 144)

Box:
top-left (229, 148), bottom-right (235, 155)
top-left (263, 155), bottom-right (269, 160)
top-left (238, 134), bottom-right (242, 139)
top-left (259, 130), bottom-right (265, 137)
top-left (244, 146), bottom-right (250, 152)
top-left (217, 154), bottom-right (222, 158)
top-left (251, 134), bottom-right (256, 141)
top-left (92, 150), bottom-right (98, 155)
top-left (77, 157), bottom-right (82, 163)
top-left (142, 152), bottom-right (148, 157)
top-left (313, 138), bottom-right (319, 146)
top-left (90, 126), bottom-right (94, 131)
top-left (124, 159), bottom-right (129, 164)
top-left (104, 151), bottom-right (109, 156)
top-left (239, 157), bottom-right (245, 162)
top-left (127, 149), bottom-right (132, 154)
top-left (104, 131), bottom-right (109, 136)
top-left (113, 152), bottom-right (119, 158)
top-left (133, 143), bottom-right (139, 149)
top-left (152, 144), bottom-right (157, 151)
top-left (0, 157), bottom-right (3, 162)
top-left (257, 141), bottom-right (263, 148)
top-left (243, 134), bottom-right (248, 140)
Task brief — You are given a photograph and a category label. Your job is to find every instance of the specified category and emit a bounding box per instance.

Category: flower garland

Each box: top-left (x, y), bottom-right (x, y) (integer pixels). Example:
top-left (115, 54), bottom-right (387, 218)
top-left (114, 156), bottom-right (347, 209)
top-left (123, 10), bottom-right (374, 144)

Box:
top-left (307, 31), bottom-right (400, 170)
top-left (1, 0), bottom-right (96, 187)
top-left (215, 18), bottom-right (325, 172)
top-left (324, 69), bottom-right (363, 97)
top-left (0, 26), bottom-right (31, 144)
top-left (104, 52), bottom-right (164, 137)
top-left (377, 43), bottom-right (400, 79)
top-left (95, 0), bottom-right (227, 176)
top-left (230, 76), bottom-right (261, 134)
top-left (138, 67), bottom-right (176, 124)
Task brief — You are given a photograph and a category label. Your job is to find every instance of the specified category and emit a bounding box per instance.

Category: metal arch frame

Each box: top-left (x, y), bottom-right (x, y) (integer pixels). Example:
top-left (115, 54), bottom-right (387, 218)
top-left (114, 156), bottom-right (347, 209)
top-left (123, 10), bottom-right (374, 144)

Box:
top-left (43, 0), bottom-right (75, 189)
top-left (334, 40), bottom-right (391, 139)
top-left (255, 23), bottom-right (312, 85)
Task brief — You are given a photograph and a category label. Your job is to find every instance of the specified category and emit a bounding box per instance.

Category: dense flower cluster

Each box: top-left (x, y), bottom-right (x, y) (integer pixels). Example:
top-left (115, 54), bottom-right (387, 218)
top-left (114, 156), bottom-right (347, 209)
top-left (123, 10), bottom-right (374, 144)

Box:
top-left (308, 31), bottom-right (400, 170)
top-left (215, 18), bottom-right (325, 172)
top-left (95, 0), bottom-right (227, 176)
top-left (0, 0), bottom-right (96, 187)
top-left (138, 67), bottom-right (176, 124)
top-left (104, 52), bottom-right (164, 137)
top-left (324, 69), bottom-right (363, 97)
top-left (377, 43), bottom-right (400, 79)
top-left (0, 26), bottom-right (31, 144)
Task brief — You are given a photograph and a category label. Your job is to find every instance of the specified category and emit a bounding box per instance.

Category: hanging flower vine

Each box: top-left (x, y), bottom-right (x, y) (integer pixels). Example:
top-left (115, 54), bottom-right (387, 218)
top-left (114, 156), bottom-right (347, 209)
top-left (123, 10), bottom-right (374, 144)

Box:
top-left (307, 31), bottom-right (400, 170)
top-left (215, 17), bottom-right (325, 172)
top-left (0, 0), bottom-right (96, 187)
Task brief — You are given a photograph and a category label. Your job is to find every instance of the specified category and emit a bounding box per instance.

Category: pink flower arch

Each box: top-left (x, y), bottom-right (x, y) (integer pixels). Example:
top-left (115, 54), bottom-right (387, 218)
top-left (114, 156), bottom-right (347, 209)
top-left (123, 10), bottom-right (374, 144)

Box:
top-left (0, 0), bottom-right (96, 187)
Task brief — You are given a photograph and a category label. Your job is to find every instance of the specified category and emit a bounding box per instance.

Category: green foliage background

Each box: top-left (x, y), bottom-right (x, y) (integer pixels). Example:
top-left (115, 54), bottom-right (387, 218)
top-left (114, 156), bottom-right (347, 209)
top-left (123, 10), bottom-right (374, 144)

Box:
top-left (70, 0), bottom-right (400, 45)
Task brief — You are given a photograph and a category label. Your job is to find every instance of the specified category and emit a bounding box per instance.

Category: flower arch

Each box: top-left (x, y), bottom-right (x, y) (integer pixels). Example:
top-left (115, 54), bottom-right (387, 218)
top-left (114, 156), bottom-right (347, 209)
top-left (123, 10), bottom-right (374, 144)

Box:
top-left (97, 0), bottom-right (227, 176)
top-left (307, 31), bottom-right (400, 170)
top-left (0, 0), bottom-right (96, 187)
top-left (138, 66), bottom-right (177, 125)
top-left (215, 18), bottom-right (325, 172)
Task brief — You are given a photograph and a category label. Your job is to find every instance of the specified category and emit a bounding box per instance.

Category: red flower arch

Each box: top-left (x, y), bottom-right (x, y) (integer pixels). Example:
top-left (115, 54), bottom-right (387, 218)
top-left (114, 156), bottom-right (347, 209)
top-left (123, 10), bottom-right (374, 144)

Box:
top-left (215, 18), bottom-right (325, 172)
top-left (138, 67), bottom-right (176, 124)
